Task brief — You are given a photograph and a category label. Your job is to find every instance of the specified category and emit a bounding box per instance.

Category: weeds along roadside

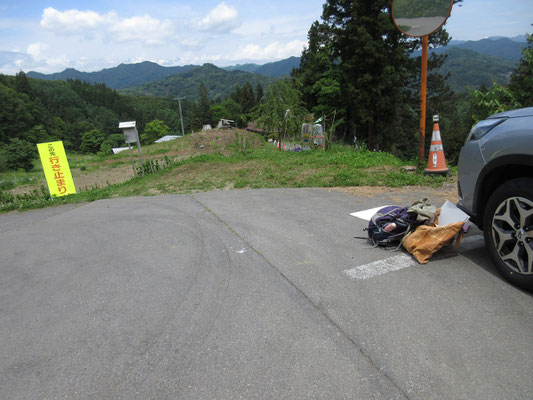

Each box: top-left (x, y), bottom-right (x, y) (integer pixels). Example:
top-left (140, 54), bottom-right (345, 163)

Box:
top-left (0, 145), bottom-right (453, 213)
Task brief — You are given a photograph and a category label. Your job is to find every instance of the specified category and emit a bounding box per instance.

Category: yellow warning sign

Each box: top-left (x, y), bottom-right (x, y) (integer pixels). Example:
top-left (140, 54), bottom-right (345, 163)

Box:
top-left (37, 141), bottom-right (76, 197)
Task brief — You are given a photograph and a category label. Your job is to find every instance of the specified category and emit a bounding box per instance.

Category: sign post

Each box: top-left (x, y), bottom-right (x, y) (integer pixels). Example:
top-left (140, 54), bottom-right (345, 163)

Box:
top-left (119, 121), bottom-right (143, 176)
top-left (392, 0), bottom-right (453, 163)
top-left (37, 141), bottom-right (76, 197)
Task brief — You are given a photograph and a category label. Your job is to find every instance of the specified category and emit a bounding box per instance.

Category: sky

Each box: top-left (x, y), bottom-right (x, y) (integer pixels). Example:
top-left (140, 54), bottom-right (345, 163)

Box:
top-left (0, 0), bottom-right (532, 75)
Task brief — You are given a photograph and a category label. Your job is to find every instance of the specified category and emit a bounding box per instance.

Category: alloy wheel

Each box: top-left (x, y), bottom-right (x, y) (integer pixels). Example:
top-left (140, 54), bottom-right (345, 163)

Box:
top-left (491, 196), bottom-right (533, 275)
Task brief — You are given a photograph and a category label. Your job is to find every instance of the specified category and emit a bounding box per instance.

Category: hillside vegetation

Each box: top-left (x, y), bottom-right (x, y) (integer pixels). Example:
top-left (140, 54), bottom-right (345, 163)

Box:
top-left (1, 129), bottom-right (453, 213)
top-left (439, 48), bottom-right (516, 92)
top-left (120, 64), bottom-right (274, 100)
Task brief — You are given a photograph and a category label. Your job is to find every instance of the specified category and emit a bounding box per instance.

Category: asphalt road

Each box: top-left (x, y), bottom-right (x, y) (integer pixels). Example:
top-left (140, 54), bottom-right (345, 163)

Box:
top-left (1, 188), bottom-right (532, 400)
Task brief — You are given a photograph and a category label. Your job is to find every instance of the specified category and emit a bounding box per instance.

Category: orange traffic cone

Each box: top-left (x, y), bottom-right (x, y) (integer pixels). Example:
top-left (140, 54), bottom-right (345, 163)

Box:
top-left (424, 115), bottom-right (449, 175)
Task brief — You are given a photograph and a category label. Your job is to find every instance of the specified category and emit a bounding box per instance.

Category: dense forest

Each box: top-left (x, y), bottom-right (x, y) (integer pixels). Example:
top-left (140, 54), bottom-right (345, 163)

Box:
top-left (1, 0), bottom-right (532, 173)
top-left (121, 63), bottom-right (274, 99)
top-left (0, 72), bottom-right (265, 171)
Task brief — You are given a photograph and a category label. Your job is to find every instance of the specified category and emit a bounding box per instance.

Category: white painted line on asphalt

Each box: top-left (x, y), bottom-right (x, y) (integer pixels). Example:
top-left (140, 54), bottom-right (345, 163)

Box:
top-left (344, 254), bottom-right (417, 280)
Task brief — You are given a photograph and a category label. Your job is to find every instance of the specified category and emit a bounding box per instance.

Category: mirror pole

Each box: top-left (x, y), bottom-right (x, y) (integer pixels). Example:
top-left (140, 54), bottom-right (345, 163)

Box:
top-left (419, 35), bottom-right (429, 163)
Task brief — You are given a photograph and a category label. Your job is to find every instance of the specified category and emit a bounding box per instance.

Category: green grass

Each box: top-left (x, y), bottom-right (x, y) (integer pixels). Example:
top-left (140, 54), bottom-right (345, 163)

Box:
top-left (0, 172), bottom-right (42, 190)
top-left (0, 139), bottom-right (455, 213)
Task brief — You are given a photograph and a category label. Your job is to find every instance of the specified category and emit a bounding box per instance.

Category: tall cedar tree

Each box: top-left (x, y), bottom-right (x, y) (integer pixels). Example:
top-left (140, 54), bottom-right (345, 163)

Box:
top-left (321, 0), bottom-right (412, 150)
top-left (196, 83), bottom-right (213, 128)
top-left (231, 83), bottom-right (257, 114)
top-left (255, 83), bottom-right (264, 104)
top-left (295, 0), bottom-right (460, 154)
top-left (293, 21), bottom-right (343, 127)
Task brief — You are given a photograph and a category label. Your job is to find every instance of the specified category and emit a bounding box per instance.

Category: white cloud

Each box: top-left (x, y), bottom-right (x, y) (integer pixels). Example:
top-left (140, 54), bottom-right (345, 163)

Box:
top-left (238, 40), bottom-right (306, 61)
top-left (40, 7), bottom-right (175, 46)
top-left (197, 2), bottom-right (240, 33)
top-left (40, 7), bottom-right (116, 32)
top-left (109, 15), bottom-right (174, 44)
top-left (27, 42), bottom-right (48, 59)
top-left (0, 3), bottom-right (316, 75)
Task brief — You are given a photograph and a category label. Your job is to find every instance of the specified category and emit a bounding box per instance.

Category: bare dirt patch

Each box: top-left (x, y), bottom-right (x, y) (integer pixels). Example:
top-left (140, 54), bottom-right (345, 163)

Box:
top-left (330, 175), bottom-right (458, 206)
top-left (72, 165), bottom-right (134, 190)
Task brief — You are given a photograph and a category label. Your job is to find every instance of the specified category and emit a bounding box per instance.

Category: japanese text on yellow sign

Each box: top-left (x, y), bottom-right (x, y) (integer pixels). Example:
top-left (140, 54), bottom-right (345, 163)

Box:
top-left (37, 141), bottom-right (76, 197)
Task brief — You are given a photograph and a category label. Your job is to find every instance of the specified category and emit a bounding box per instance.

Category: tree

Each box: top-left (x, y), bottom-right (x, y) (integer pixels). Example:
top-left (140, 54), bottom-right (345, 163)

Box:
top-left (80, 129), bottom-right (106, 154)
top-left (15, 71), bottom-right (33, 98)
top-left (321, 0), bottom-right (416, 150)
top-left (141, 119), bottom-right (170, 144)
top-left (292, 21), bottom-right (340, 117)
top-left (25, 125), bottom-right (50, 144)
top-left (509, 33), bottom-right (533, 107)
top-left (294, 0), bottom-right (457, 153)
top-left (255, 83), bottom-right (264, 105)
top-left (211, 99), bottom-right (242, 124)
top-left (195, 83), bottom-right (213, 129)
top-left (230, 83), bottom-right (257, 115)
top-left (241, 83), bottom-right (256, 114)
top-left (3, 138), bottom-right (37, 171)
top-left (469, 83), bottom-right (519, 123)
top-left (92, 106), bottom-right (119, 135)
top-left (0, 83), bottom-right (33, 143)
top-left (257, 78), bottom-right (308, 139)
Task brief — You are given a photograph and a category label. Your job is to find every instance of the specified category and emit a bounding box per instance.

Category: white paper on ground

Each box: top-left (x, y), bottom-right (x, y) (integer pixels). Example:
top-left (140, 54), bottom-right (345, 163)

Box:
top-left (438, 200), bottom-right (469, 226)
top-left (350, 205), bottom-right (391, 221)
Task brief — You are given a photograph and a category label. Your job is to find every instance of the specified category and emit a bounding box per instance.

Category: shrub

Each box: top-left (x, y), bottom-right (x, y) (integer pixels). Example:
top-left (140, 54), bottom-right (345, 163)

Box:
top-left (80, 129), bottom-right (106, 154)
top-left (141, 119), bottom-right (170, 144)
top-left (3, 138), bottom-right (37, 171)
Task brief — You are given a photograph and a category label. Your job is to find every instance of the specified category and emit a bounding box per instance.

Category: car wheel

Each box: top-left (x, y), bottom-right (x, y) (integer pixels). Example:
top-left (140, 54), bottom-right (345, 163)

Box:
top-left (483, 178), bottom-right (533, 292)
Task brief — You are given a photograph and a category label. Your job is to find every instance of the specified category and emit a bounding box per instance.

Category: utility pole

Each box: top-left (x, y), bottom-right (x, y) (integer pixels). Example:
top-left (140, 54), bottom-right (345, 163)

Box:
top-left (174, 97), bottom-right (186, 136)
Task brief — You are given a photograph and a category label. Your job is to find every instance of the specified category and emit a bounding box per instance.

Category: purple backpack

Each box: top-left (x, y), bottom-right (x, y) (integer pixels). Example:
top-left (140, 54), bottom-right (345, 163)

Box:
top-left (366, 206), bottom-right (422, 248)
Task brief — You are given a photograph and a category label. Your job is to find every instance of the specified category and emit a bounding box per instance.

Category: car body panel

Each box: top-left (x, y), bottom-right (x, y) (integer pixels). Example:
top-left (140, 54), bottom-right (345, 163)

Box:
top-left (489, 107), bottom-right (533, 119)
top-left (480, 117), bottom-right (533, 162)
top-left (457, 140), bottom-right (484, 213)
top-left (457, 107), bottom-right (533, 225)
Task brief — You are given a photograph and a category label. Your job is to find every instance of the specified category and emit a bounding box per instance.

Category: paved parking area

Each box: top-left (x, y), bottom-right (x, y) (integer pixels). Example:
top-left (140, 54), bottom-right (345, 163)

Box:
top-left (1, 189), bottom-right (532, 399)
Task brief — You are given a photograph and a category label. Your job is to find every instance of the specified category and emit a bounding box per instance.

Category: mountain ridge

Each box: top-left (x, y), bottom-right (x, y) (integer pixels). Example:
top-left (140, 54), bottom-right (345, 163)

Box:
top-left (27, 61), bottom-right (197, 89)
top-left (119, 63), bottom-right (275, 100)
top-left (25, 36), bottom-right (527, 95)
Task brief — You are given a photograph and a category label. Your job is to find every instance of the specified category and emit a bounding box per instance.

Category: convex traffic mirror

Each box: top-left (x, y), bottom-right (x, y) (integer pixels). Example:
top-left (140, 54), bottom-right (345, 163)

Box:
top-left (392, 0), bottom-right (453, 37)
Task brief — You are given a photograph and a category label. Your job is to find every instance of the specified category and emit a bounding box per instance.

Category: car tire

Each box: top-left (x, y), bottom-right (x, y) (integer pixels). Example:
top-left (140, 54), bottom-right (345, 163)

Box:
top-left (483, 178), bottom-right (533, 292)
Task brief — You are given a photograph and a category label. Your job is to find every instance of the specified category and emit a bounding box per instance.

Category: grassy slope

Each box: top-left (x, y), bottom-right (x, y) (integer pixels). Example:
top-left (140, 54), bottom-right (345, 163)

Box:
top-left (0, 129), bottom-right (452, 212)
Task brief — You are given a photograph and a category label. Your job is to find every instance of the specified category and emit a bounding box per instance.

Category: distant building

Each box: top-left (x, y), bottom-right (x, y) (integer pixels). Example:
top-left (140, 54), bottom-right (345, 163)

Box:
top-left (246, 120), bottom-right (279, 135)
top-left (216, 119), bottom-right (236, 129)
top-left (154, 135), bottom-right (180, 143)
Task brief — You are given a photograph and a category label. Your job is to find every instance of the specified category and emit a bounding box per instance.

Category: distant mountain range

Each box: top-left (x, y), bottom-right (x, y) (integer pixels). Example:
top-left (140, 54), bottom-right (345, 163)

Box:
top-left (418, 36), bottom-right (527, 61)
top-left (120, 63), bottom-right (275, 100)
top-left (222, 56), bottom-right (301, 77)
top-left (25, 35), bottom-right (527, 97)
top-left (27, 62), bottom-right (197, 89)
top-left (27, 57), bottom-right (296, 91)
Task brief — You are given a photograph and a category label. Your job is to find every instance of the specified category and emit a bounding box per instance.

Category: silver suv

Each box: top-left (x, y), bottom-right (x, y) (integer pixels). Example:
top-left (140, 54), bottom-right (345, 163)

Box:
top-left (457, 107), bottom-right (533, 291)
